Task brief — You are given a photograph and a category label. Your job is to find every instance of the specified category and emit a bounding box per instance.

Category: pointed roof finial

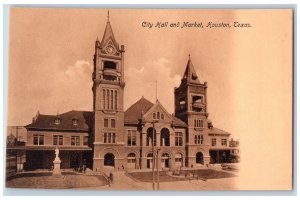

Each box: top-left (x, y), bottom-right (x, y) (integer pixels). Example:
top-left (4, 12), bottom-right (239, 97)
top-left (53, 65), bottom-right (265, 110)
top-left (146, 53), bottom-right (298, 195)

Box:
top-left (188, 54), bottom-right (191, 60)
top-left (107, 10), bottom-right (110, 22)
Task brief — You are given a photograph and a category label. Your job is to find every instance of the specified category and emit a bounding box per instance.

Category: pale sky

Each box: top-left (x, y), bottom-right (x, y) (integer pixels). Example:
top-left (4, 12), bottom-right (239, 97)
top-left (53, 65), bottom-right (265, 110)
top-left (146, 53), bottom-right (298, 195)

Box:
top-left (7, 8), bottom-right (293, 189)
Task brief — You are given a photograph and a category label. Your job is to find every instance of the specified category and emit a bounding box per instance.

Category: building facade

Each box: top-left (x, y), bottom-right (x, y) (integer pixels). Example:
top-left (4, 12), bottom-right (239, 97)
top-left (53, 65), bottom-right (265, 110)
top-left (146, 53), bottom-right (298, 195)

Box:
top-left (24, 16), bottom-right (238, 171)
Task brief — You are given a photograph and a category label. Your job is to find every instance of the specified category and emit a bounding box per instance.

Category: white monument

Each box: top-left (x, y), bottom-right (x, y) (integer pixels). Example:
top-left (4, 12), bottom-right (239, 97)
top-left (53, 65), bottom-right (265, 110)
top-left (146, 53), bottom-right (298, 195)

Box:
top-left (53, 146), bottom-right (61, 175)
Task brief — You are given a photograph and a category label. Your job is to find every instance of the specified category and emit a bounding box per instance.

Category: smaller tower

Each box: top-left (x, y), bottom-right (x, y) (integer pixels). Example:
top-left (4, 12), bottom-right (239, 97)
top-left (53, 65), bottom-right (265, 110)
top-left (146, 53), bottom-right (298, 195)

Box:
top-left (174, 55), bottom-right (210, 166)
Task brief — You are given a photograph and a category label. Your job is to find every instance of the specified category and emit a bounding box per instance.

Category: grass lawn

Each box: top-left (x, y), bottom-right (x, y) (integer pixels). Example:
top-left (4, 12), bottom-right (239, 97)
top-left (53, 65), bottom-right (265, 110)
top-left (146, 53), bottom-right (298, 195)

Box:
top-left (6, 172), bottom-right (108, 189)
top-left (181, 169), bottom-right (237, 179)
top-left (127, 169), bottom-right (237, 182)
top-left (127, 171), bottom-right (183, 182)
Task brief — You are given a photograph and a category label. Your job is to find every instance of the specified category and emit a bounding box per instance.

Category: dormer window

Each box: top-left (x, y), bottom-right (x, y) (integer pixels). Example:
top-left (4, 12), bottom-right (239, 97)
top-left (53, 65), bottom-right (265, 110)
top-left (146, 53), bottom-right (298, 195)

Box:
top-left (157, 112), bottom-right (160, 120)
top-left (54, 118), bottom-right (61, 125)
top-left (161, 113), bottom-right (164, 120)
top-left (153, 113), bottom-right (156, 120)
top-left (72, 119), bottom-right (79, 126)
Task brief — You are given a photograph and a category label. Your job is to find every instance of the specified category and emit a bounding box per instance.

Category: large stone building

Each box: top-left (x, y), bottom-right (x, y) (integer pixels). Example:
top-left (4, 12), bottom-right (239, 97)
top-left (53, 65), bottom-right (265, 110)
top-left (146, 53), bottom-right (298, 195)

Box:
top-left (24, 15), bottom-right (238, 171)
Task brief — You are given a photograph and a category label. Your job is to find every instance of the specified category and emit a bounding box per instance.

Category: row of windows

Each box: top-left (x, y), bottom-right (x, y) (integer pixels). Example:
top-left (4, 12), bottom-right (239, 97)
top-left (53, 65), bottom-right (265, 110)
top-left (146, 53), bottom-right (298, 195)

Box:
top-left (195, 135), bottom-right (204, 144)
top-left (104, 132), bottom-right (116, 143)
top-left (102, 89), bottom-right (118, 110)
top-left (211, 138), bottom-right (227, 146)
top-left (54, 118), bottom-right (78, 126)
top-left (146, 132), bottom-right (183, 147)
top-left (152, 112), bottom-right (164, 120)
top-left (104, 118), bottom-right (116, 128)
top-left (33, 135), bottom-right (88, 146)
top-left (194, 119), bottom-right (204, 128)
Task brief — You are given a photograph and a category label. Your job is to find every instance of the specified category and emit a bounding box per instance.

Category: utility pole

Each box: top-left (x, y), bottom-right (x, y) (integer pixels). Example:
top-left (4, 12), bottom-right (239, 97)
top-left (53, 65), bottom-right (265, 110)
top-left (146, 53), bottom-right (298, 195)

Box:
top-left (151, 120), bottom-right (158, 190)
top-left (152, 121), bottom-right (155, 190)
top-left (156, 148), bottom-right (161, 190)
top-left (15, 126), bottom-right (23, 144)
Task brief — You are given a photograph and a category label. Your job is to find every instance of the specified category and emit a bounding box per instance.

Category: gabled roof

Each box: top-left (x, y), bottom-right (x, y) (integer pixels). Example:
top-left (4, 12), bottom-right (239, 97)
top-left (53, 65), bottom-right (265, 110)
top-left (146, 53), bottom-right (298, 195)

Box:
top-left (181, 57), bottom-right (200, 84)
top-left (124, 97), bottom-right (187, 127)
top-left (25, 110), bottom-right (93, 132)
top-left (208, 127), bottom-right (231, 136)
top-left (124, 97), bottom-right (154, 124)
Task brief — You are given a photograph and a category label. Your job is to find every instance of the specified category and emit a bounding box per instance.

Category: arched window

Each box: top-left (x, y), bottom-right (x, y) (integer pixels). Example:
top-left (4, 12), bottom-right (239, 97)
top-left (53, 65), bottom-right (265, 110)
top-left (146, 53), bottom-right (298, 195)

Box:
top-left (127, 153), bottom-right (136, 164)
top-left (147, 127), bottom-right (156, 146)
top-left (160, 128), bottom-right (170, 146)
top-left (161, 113), bottom-right (164, 120)
top-left (157, 112), bottom-right (160, 120)
top-left (175, 153), bottom-right (183, 167)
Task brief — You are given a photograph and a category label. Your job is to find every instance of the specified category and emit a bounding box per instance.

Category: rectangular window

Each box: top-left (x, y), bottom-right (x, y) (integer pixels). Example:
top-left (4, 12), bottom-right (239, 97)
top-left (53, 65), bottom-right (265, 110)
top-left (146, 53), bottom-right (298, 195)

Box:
top-left (103, 89), bottom-right (106, 109)
top-left (53, 135), bottom-right (63, 145)
top-left (194, 135), bottom-right (204, 144)
top-left (127, 130), bottom-right (137, 146)
top-left (112, 133), bottom-right (116, 143)
top-left (33, 135), bottom-right (44, 145)
top-left (108, 133), bottom-right (111, 143)
top-left (107, 90), bottom-right (109, 109)
top-left (104, 119), bottom-right (109, 128)
top-left (115, 91), bottom-right (117, 110)
top-left (175, 132), bottom-right (183, 146)
top-left (111, 90), bottom-right (113, 110)
top-left (104, 133), bottom-right (107, 143)
top-left (71, 136), bottom-right (80, 146)
top-left (212, 138), bottom-right (217, 146)
top-left (33, 135), bottom-right (38, 145)
top-left (104, 133), bottom-right (116, 144)
top-left (221, 139), bottom-right (227, 146)
top-left (83, 136), bottom-right (89, 145)
top-left (111, 119), bottom-right (116, 128)
top-left (194, 119), bottom-right (204, 128)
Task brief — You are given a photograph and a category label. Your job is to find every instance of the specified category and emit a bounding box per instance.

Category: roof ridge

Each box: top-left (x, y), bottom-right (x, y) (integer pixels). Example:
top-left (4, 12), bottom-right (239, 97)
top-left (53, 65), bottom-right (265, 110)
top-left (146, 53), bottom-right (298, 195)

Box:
top-left (125, 97), bottom-right (154, 112)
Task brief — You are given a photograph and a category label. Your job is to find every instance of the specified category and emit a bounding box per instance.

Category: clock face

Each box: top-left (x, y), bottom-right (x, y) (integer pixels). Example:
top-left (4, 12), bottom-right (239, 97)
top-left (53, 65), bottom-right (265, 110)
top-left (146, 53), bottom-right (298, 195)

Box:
top-left (105, 45), bottom-right (115, 54)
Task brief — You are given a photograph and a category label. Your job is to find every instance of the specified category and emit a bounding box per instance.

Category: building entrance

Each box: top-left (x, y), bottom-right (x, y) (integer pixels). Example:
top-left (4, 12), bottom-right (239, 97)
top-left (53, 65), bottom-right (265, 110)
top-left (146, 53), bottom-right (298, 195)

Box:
top-left (104, 153), bottom-right (115, 167)
top-left (161, 153), bottom-right (170, 168)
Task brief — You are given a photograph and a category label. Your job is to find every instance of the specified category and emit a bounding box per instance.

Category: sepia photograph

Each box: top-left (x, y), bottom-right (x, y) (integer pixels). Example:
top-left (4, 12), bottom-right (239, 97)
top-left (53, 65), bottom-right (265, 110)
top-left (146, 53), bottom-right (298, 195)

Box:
top-left (4, 7), bottom-right (293, 191)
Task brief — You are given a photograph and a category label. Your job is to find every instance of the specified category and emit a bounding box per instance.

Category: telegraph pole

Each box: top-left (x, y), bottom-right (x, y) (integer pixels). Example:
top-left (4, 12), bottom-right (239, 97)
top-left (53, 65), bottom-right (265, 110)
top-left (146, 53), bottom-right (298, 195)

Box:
top-left (15, 126), bottom-right (23, 143)
top-left (156, 148), bottom-right (161, 190)
top-left (152, 121), bottom-right (155, 190)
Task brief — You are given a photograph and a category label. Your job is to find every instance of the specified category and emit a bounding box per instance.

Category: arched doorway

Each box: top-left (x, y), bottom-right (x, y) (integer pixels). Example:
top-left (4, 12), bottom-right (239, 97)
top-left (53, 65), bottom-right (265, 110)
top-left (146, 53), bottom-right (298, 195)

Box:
top-left (146, 153), bottom-right (153, 169)
top-left (104, 153), bottom-right (115, 167)
top-left (161, 153), bottom-right (170, 168)
top-left (127, 153), bottom-right (136, 169)
top-left (160, 128), bottom-right (170, 146)
top-left (196, 152), bottom-right (204, 165)
top-left (175, 153), bottom-right (183, 167)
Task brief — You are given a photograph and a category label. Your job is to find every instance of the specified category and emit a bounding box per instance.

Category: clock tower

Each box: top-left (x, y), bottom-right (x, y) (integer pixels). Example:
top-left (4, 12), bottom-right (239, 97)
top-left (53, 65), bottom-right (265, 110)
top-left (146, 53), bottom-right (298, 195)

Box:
top-left (92, 13), bottom-right (126, 171)
top-left (174, 56), bottom-right (211, 166)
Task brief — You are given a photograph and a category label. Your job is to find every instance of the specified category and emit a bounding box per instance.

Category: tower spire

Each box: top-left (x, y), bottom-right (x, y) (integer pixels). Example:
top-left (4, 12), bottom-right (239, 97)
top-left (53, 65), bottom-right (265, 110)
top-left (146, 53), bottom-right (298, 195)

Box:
top-left (107, 10), bottom-right (110, 22)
